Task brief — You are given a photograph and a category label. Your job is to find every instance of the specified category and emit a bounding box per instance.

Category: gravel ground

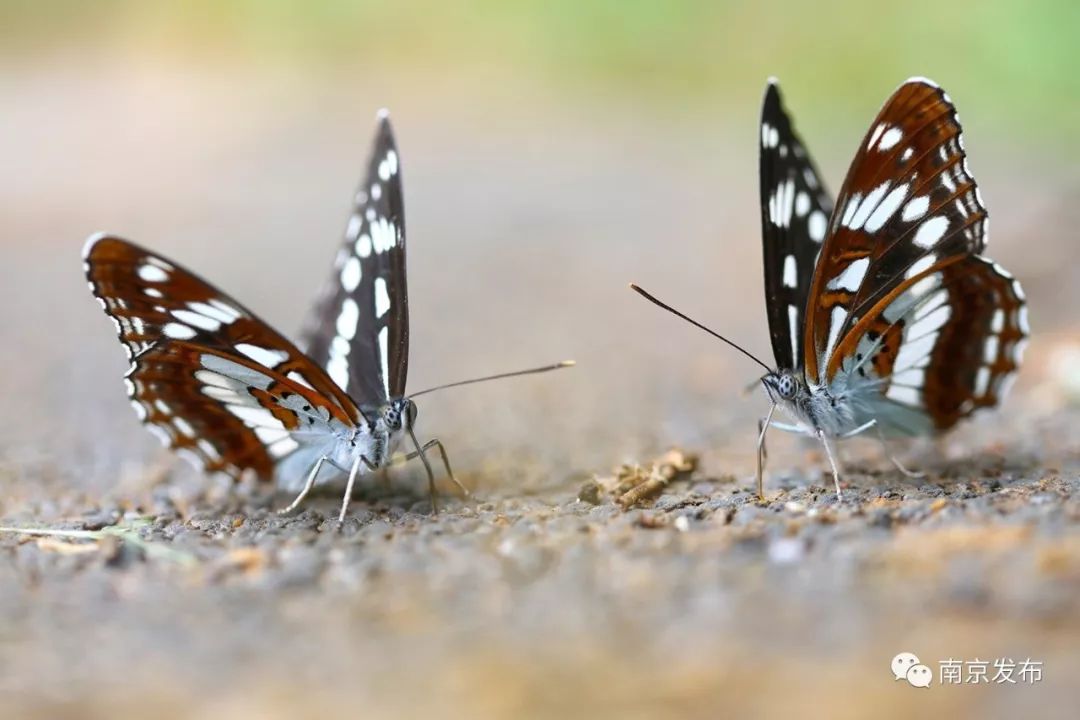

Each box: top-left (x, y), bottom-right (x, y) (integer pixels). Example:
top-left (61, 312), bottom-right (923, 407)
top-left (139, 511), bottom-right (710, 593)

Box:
top-left (2, 61), bottom-right (1079, 718)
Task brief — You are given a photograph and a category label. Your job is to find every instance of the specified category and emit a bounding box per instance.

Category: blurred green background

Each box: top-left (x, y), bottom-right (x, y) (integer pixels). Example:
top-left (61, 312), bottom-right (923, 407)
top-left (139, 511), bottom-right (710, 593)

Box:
top-left (1, 0), bottom-right (1077, 146)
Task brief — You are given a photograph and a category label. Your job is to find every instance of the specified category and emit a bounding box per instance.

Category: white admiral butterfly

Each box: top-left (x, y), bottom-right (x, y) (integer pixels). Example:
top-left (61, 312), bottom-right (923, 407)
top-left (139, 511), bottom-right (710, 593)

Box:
top-left (85, 111), bottom-right (573, 520)
top-left (633, 78), bottom-right (1027, 499)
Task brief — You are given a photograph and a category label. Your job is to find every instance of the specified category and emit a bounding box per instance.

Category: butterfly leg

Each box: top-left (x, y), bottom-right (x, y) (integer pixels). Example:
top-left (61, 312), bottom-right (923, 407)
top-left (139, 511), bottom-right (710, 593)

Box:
top-left (873, 423), bottom-right (926, 479)
top-left (817, 430), bottom-right (844, 501)
top-left (839, 419), bottom-right (877, 439)
top-left (756, 404), bottom-right (777, 499)
top-left (403, 439), bottom-right (469, 498)
top-left (338, 454), bottom-right (379, 523)
top-left (406, 427), bottom-right (441, 514)
top-left (277, 456), bottom-right (329, 515)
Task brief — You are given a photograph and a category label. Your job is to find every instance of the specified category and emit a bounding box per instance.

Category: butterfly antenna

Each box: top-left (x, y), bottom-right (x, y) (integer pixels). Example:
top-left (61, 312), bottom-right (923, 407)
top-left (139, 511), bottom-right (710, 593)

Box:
top-left (629, 283), bottom-right (773, 373)
top-left (407, 361), bottom-right (575, 399)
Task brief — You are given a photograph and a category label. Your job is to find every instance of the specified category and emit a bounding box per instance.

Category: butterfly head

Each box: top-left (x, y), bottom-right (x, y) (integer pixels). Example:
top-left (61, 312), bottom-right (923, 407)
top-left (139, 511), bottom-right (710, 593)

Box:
top-left (761, 370), bottom-right (801, 404)
top-left (381, 397), bottom-right (418, 432)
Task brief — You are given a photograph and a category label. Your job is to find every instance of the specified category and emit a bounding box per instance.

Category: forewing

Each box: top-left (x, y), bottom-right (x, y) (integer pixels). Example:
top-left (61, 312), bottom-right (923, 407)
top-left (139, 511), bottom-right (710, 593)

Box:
top-left (84, 235), bottom-right (361, 480)
top-left (301, 111), bottom-right (409, 407)
top-left (805, 79), bottom-right (988, 384)
top-left (759, 79), bottom-right (834, 371)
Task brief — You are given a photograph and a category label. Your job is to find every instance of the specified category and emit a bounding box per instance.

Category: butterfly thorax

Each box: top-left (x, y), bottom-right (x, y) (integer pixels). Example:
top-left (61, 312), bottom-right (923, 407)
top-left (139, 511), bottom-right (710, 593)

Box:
top-left (761, 370), bottom-right (861, 437)
top-left (340, 397), bottom-right (415, 468)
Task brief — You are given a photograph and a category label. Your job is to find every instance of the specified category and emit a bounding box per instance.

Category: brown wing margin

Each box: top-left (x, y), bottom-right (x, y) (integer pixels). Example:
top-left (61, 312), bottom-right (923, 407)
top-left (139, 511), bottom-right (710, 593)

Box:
top-left (920, 258), bottom-right (1026, 429)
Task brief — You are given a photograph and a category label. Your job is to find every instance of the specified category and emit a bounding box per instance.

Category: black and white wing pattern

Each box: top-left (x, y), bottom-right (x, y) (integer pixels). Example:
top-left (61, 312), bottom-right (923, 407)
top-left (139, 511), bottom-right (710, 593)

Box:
top-left (759, 79), bottom-right (834, 372)
top-left (301, 111), bottom-right (410, 409)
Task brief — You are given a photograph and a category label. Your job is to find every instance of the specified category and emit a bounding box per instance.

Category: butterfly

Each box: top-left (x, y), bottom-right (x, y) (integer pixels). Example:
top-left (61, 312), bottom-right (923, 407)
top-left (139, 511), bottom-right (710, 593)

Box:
top-left (85, 111), bottom-right (572, 520)
top-left (633, 78), bottom-right (1028, 499)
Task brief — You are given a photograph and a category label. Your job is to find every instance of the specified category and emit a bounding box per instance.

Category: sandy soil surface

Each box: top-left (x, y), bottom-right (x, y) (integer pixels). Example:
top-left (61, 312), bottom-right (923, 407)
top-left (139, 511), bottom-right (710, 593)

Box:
top-left (1, 61), bottom-right (1078, 718)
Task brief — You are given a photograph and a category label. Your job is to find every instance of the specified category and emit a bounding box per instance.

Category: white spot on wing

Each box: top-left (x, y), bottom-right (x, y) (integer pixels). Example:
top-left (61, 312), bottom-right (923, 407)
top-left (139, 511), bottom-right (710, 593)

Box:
top-left (346, 215), bottom-right (362, 241)
top-left (137, 264), bottom-right (168, 282)
top-left (867, 123), bottom-right (887, 149)
top-left (905, 254), bottom-right (936, 280)
top-left (840, 192), bottom-right (862, 228)
top-left (172, 309), bottom-right (221, 332)
top-left (200, 354), bottom-right (273, 390)
top-left (779, 179), bottom-right (795, 227)
top-left (173, 416), bottom-right (196, 437)
top-left (907, 304), bottom-right (951, 341)
top-left (378, 326), bottom-right (390, 393)
top-left (808, 210), bottom-right (827, 242)
top-left (878, 126), bottom-right (903, 151)
top-left (287, 371), bottom-right (315, 390)
top-left (913, 216), bottom-right (949, 248)
top-left (902, 195), bottom-right (930, 222)
top-left (913, 290), bottom-right (948, 321)
top-left (370, 217), bottom-right (397, 253)
top-left (197, 439), bottom-right (221, 462)
top-left (782, 255), bottom-right (797, 289)
top-left (208, 299), bottom-right (243, 321)
top-left (340, 256), bottom-right (362, 292)
top-left (236, 343), bottom-right (290, 368)
top-left (891, 368), bottom-right (926, 389)
top-left (795, 192), bottom-right (810, 218)
top-left (864, 183), bottom-right (909, 232)
top-left (195, 370), bottom-right (231, 389)
top-left (269, 437), bottom-right (300, 458)
top-left (130, 400), bottom-right (148, 420)
top-left (336, 298), bottom-right (360, 340)
top-left (254, 426), bottom-right (289, 444)
top-left (356, 234), bottom-right (373, 258)
top-left (327, 354), bottom-right (349, 390)
top-left (374, 278), bottom-right (391, 318)
top-left (974, 367), bottom-right (991, 396)
top-left (886, 384), bottom-right (921, 406)
top-left (787, 304), bottom-right (799, 363)
top-left (828, 257), bottom-right (868, 291)
top-left (990, 308), bottom-right (1005, 333)
top-left (228, 405), bottom-right (282, 429)
top-left (847, 182), bottom-right (889, 230)
top-left (823, 306), bottom-right (848, 366)
top-left (896, 331), bottom-right (939, 372)
top-left (163, 322), bottom-right (196, 339)
top-left (189, 301), bottom-right (239, 325)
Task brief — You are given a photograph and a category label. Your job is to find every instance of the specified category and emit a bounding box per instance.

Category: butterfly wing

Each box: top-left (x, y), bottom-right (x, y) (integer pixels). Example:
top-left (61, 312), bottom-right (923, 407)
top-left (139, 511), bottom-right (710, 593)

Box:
top-left (84, 234), bottom-right (363, 481)
top-left (759, 79), bottom-right (834, 371)
top-left (803, 79), bottom-right (1027, 431)
top-left (301, 111), bottom-right (409, 408)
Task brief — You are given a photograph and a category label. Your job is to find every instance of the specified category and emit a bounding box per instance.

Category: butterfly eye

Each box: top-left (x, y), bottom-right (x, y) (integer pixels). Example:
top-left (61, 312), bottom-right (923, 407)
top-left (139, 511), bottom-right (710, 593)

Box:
top-left (778, 375), bottom-right (796, 398)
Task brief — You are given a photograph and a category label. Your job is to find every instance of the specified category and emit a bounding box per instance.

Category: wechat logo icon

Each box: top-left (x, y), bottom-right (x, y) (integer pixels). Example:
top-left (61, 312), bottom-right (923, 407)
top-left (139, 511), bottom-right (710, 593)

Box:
top-left (892, 652), bottom-right (932, 688)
